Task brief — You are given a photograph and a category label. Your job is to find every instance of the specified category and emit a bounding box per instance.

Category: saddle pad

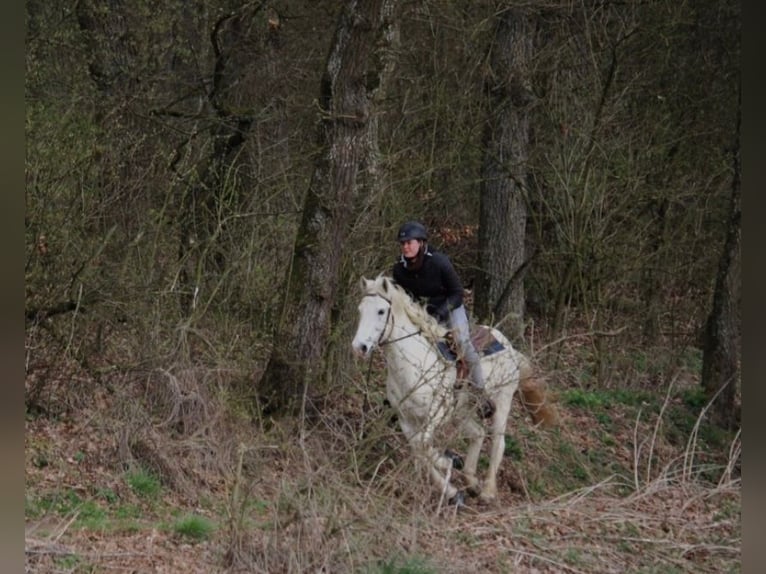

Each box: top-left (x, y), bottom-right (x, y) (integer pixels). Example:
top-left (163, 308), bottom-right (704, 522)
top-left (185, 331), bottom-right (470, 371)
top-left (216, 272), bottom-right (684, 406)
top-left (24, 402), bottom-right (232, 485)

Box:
top-left (436, 340), bottom-right (458, 361)
top-left (436, 326), bottom-right (505, 362)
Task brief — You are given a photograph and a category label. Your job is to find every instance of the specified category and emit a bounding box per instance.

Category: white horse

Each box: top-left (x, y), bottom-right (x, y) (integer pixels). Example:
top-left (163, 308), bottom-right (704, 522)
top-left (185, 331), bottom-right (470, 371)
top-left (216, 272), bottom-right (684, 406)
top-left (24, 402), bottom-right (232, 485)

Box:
top-left (351, 275), bottom-right (556, 506)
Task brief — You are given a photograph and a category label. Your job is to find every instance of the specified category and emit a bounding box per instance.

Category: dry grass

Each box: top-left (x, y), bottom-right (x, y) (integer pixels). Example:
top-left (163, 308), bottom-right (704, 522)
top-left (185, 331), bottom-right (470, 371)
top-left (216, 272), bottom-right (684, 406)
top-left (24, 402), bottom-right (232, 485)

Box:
top-left (25, 352), bottom-right (740, 573)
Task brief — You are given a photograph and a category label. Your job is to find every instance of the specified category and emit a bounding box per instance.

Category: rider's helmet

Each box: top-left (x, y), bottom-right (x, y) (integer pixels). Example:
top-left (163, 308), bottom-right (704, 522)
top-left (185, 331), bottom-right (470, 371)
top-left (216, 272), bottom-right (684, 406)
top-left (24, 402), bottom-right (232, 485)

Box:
top-left (396, 221), bottom-right (428, 242)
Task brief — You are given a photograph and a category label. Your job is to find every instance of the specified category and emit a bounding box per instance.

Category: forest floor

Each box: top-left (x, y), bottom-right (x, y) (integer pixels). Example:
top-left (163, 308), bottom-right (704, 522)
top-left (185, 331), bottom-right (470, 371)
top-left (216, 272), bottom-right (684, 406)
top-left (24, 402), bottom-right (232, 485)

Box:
top-left (25, 343), bottom-right (741, 573)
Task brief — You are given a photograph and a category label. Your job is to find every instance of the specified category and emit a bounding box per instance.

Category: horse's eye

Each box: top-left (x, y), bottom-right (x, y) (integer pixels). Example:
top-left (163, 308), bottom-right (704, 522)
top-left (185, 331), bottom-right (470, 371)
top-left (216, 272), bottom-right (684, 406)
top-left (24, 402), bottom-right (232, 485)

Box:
top-left (378, 309), bottom-right (385, 316)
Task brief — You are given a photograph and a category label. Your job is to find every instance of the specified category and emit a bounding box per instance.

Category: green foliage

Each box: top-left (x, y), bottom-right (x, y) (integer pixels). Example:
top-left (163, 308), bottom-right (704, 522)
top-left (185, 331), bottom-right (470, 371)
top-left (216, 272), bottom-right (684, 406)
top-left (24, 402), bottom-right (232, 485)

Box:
top-left (125, 468), bottom-right (161, 500)
top-left (32, 489), bottom-right (84, 516)
top-left (519, 434), bottom-right (596, 496)
top-left (504, 435), bottom-right (523, 460)
top-left (563, 547), bottom-right (585, 566)
top-left (26, 490), bottom-right (107, 530)
top-left (595, 412), bottom-right (613, 428)
top-left (172, 514), bottom-right (216, 542)
top-left (53, 554), bottom-right (90, 572)
top-left (680, 347), bottom-right (704, 374)
top-left (76, 500), bottom-right (108, 530)
top-left (667, 405), bottom-right (731, 453)
top-left (681, 386), bottom-right (709, 409)
top-left (114, 503), bottom-right (142, 520)
top-left (562, 388), bottom-right (655, 410)
top-left (632, 351), bottom-right (650, 373)
top-left (601, 431), bottom-right (616, 447)
top-left (96, 487), bottom-right (118, 504)
top-left (562, 389), bottom-right (609, 409)
top-left (554, 381), bottom-right (738, 489)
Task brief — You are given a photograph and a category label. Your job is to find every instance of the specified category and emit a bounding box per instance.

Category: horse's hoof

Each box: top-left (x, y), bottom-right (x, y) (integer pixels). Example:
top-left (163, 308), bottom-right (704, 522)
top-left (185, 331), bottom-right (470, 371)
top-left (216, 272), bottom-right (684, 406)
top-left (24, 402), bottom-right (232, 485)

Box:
top-left (478, 494), bottom-right (498, 506)
top-left (448, 490), bottom-right (466, 507)
top-left (466, 484), bottom-right (481, 498)
top-left (444, 449), bottom-right (464, 470)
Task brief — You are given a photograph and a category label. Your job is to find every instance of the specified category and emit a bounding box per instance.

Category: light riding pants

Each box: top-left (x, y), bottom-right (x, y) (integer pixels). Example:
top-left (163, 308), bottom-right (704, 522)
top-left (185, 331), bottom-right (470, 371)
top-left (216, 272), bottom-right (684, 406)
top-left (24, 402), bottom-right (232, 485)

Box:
top-left (448, 305), bottom-right (486, 389)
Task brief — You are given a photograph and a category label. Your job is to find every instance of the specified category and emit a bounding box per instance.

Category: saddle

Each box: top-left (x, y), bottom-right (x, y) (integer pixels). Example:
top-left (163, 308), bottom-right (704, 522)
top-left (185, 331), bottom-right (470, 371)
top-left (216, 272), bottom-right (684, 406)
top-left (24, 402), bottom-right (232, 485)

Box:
top-left (436, 325), bottom-right (505, 379)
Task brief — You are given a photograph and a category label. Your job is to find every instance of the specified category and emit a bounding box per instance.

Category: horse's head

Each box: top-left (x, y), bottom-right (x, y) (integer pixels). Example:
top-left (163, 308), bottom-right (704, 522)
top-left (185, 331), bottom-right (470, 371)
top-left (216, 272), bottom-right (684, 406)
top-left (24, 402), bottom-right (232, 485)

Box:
top-left (351, 276), bottom-right (393, 357)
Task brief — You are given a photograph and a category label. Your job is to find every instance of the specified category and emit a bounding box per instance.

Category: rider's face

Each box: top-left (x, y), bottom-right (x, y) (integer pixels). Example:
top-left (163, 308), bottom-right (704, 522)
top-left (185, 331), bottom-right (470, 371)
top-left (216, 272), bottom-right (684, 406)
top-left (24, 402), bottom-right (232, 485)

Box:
top-left (400, 238), bottom-right (421, 259)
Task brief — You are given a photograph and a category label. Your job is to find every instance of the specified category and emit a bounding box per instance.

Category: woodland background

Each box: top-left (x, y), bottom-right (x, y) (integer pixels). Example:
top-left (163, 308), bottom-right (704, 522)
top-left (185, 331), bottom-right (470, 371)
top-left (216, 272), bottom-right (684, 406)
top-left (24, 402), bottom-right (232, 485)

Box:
top-left (26, 1), bottom-right (741, 572)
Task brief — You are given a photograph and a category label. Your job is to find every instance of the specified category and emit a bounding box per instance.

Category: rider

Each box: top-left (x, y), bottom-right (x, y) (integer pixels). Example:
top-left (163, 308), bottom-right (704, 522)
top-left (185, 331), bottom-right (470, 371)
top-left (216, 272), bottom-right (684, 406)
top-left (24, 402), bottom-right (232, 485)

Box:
top-left (392, 220), bottom-right (495, 417)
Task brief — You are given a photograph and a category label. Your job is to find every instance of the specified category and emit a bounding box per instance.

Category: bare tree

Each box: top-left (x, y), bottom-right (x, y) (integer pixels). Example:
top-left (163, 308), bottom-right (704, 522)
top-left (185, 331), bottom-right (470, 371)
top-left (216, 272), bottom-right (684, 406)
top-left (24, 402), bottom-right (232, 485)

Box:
top-left (701, 83), bottom-right (741, 429)
top-left (474, 6), bottom-right (538, 342)
top-left (259, 0), bottom-right (398, 415)
top-left (173, 8), bottom-right (258, 314)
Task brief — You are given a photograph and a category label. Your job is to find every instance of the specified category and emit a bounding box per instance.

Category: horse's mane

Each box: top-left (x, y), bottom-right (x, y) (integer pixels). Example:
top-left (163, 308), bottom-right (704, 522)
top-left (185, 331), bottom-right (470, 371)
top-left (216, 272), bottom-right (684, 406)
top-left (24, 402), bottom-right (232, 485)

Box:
top-left (363, 275), bottom-right (448, 341)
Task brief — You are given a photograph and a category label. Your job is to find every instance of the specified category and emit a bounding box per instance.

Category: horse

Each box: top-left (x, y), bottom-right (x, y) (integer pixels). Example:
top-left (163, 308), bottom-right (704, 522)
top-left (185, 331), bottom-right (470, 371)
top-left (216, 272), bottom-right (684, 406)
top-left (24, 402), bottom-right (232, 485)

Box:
top-left (351, 275), bottom-right (557, 506)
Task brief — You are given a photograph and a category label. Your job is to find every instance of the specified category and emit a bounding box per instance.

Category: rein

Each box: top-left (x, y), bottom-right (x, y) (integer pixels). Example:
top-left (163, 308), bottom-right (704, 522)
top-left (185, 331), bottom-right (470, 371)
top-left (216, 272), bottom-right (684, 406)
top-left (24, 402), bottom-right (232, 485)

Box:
top-left (363, 292), bottom-right (422, 387)
top-left (380, 330), bottom-right (422, 346)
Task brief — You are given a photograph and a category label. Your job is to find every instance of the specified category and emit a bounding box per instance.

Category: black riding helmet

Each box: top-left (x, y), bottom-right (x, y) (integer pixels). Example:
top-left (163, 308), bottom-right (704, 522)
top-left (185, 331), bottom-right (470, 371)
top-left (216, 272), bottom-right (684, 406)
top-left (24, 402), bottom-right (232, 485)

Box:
top-left (396, 221), bottom-right (428, 242)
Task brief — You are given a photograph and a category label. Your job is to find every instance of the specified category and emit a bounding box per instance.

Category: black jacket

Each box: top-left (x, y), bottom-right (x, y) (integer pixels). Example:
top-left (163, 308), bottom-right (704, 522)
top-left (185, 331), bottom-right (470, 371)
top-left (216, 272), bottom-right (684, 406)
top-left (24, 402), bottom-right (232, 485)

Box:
top-left (392, 248), bottom-right (464, 323)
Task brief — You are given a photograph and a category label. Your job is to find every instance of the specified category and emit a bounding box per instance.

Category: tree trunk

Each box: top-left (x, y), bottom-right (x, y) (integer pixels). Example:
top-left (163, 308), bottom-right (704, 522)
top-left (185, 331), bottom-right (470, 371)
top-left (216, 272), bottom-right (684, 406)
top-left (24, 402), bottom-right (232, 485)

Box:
top-left (259, 0), bottom-right (397, 416)
top-left (640, 197), bottom-right (669, 343)
top-left (701, 84), bottom-right (741, 430)
top-left (176, 10), bottom-right (258, 314)
top-left (475, 7), bottom-right (537, 342)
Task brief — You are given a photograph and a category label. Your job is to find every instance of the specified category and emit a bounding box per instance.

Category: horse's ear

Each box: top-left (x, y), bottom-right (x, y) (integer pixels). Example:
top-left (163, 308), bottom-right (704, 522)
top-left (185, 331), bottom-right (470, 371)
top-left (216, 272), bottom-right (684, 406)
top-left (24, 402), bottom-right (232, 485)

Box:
top-left (382, 277), bottom-right (390, 293)
top-left (359, 277), bottom-right (370, 292)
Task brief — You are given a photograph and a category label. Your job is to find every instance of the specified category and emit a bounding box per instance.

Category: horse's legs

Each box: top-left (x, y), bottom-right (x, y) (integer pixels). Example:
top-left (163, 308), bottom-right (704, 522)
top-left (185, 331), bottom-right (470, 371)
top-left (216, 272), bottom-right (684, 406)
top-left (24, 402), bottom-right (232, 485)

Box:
top-left (399, 419), bottom-right (459, 501)
top-left (480, 393), bottom-right (514, 502)
top-left (458, 416), bottom-right (485, 495)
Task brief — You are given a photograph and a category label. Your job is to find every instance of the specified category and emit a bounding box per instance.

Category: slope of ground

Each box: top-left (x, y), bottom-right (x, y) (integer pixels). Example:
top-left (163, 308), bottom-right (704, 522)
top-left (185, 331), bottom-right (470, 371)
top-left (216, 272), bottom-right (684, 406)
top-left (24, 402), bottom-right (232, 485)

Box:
top-left (25, 342), bottom-right (741, 573)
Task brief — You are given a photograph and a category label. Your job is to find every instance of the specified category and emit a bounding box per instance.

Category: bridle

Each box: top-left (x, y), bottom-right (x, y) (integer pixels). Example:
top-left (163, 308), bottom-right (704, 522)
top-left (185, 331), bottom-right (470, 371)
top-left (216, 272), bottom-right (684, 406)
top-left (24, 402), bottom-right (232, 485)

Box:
top-left (361, 291), bottom-right (425, 388)
top-left (363, 293), bottom-right (421, 348)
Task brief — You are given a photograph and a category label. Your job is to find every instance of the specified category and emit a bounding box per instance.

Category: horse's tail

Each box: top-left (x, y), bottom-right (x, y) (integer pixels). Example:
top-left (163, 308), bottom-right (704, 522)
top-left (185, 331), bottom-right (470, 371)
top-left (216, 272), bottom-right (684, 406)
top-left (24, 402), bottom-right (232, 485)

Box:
top-left (517, 356), bottom-right (559, 428)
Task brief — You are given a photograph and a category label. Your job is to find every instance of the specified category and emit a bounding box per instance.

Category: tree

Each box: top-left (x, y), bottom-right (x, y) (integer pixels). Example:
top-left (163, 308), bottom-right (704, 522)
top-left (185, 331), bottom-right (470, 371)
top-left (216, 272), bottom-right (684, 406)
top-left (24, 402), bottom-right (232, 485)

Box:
top-left (701, 83), bottom-right (741, 429)
top-left (258, 0), bottom-right (398, 415)
top-left (474, 6), bottom-right (538, 342)
top-left (173, 7), bottom-right (258, 314)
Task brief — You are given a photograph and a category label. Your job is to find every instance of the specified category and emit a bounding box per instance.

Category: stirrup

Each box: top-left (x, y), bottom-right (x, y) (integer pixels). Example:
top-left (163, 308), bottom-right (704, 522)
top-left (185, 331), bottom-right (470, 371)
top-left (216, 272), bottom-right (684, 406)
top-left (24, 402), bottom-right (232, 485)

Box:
top-left (467, 386), bottom-right (495, 419)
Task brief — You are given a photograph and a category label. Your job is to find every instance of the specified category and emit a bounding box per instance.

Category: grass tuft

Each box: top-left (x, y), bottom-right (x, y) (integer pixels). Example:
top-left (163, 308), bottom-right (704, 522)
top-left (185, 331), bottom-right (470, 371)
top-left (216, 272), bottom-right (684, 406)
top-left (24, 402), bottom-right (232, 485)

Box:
top-left (125, 468), bottom-right (161, 499)
top-left (172, 514), bottom-right (216, 542)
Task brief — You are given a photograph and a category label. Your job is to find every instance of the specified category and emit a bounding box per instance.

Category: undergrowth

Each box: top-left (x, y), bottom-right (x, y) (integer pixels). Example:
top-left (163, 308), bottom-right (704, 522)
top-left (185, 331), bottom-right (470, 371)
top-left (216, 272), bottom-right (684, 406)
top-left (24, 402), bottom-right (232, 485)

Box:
top-left (25, 340), bottom-right (741, 573)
